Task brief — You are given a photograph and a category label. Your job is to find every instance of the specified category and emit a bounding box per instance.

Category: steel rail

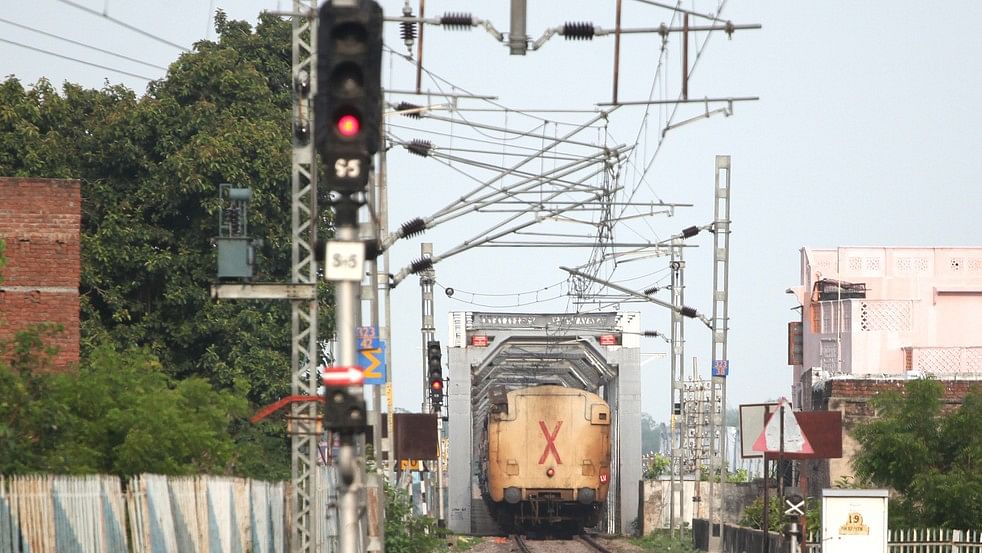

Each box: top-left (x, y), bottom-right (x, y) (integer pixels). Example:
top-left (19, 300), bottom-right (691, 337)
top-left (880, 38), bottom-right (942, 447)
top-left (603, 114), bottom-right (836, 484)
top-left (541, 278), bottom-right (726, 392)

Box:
top-left (512, 535), bottom-right (533, 553)
top-left (577, 533), bottom-right (615, 553)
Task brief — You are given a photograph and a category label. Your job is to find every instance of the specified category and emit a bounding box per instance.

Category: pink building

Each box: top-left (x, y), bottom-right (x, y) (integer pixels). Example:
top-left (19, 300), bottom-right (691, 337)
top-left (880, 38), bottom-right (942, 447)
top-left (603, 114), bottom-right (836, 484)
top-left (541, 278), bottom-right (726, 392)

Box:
top-left (787, 246), bottom-right (982, 409)
top-left (786, 247), bottom-right (982, 491)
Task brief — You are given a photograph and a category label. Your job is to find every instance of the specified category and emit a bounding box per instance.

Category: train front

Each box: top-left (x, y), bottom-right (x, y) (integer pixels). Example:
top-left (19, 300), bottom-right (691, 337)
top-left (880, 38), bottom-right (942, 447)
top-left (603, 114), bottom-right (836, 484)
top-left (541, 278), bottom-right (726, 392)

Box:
top-left (483, 385), bottom-right (611, 532)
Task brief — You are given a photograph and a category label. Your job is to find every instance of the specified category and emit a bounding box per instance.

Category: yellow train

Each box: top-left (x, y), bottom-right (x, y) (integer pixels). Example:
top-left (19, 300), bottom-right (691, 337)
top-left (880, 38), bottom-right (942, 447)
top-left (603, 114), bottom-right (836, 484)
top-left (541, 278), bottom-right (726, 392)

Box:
top-left (480, 385), bottom-right (611, 532)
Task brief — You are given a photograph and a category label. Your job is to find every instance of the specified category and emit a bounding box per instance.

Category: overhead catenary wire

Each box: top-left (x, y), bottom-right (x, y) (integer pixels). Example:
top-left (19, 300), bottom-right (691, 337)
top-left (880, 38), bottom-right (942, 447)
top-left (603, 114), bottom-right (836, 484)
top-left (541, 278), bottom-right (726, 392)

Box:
top-left (53, 0), bottom-right (190, 52)
top-left (0, 37), bottom-right (155, 81)
top-left (378, 7), bottom-right (727, 300)
top-left (387, 132), bottom-right (617, 195)
top-left (435, 278), bottom-right (566, 298)
top-left (383, 43), bottom-right (595, 129)
top-left (631, 0), bottom-right (728, 23)
top-left (386, 123), bottom-right (595, 162)
top-left (390, 188), bottom-right (616, 287)
top-left (618, 0), bottom-right (730, 220)
top-left (0, 17), bottom-right (167, 70)
top-left (394, 101), bottom-right (608, 150)
top-left (381, 129), bottom-right (627, 248)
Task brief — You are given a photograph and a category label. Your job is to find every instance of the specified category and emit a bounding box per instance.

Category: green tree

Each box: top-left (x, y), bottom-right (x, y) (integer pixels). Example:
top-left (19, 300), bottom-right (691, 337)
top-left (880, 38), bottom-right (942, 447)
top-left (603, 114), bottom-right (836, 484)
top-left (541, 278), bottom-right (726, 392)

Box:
top-left (852, 378), bottom-right (982, 528)
top-left (0, 334), bottom-right (250, 477)
top-left (0, 12), bottom-right (337, 478)
top-left (641, 412), bottom-right (664, 455)
top-left (0, 326), bottom-right (74, 473)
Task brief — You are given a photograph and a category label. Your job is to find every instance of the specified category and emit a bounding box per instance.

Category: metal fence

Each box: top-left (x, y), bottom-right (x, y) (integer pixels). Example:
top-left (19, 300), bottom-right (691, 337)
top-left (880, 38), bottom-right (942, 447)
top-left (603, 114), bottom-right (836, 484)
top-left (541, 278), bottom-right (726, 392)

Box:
top-left (804, 528), bottom-right (982, 553)
top-left (694, 520), bottom-right (982, 553)
top-left (0, 474), bottom-right (285, 553)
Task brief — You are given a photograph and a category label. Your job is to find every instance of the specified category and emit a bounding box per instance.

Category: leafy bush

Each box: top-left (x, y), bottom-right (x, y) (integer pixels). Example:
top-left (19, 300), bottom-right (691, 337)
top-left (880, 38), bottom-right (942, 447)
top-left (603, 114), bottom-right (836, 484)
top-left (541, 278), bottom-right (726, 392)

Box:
top-left (630, 528), bottom-right (698, 552)
top-left (643, 453), bottom-right (671, 479)
top-left (384, 482), bottom-right (447, 553)
top-left (739, 496), bottom-right (785, 532)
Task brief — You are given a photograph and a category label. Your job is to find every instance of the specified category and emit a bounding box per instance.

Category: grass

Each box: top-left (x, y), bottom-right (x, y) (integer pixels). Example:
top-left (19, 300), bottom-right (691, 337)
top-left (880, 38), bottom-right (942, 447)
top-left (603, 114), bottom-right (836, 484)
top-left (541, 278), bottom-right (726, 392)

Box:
top-left (447, 535), bottom-right (481, 552)
top-left (629, 529), bottom-right (699, 552)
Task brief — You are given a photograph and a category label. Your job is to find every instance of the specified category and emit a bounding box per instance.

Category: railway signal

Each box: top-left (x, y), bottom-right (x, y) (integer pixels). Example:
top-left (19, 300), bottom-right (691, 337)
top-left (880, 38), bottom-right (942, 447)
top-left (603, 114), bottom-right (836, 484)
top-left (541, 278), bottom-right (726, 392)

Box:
top-left (321, 365), bottom-right (365, 387)
top-left (427, 340), bottom-right (444, 409)
top-left (316, 0), bottom-right (383, 195)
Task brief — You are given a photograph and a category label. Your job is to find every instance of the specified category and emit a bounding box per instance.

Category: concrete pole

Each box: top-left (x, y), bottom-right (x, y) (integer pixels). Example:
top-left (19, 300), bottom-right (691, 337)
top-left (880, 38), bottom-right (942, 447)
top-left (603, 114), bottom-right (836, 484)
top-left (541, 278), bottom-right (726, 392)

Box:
top-left (335, 203), bottom-right (367, 553)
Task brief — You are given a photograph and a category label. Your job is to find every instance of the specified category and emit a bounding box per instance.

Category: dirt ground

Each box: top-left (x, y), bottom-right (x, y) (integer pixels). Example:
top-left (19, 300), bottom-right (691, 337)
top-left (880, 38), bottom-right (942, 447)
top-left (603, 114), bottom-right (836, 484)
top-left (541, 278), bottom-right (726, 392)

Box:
top-left (455, 535), bottom-right (647, 553)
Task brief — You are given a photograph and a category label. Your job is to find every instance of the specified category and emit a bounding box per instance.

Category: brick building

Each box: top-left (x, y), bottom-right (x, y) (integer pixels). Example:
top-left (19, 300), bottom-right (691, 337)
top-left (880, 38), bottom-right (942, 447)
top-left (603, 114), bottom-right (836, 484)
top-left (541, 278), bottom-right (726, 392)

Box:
top-left (787, 247), bottom-right (982, 494)
top-left (0, 177), bottom-right (81, 370)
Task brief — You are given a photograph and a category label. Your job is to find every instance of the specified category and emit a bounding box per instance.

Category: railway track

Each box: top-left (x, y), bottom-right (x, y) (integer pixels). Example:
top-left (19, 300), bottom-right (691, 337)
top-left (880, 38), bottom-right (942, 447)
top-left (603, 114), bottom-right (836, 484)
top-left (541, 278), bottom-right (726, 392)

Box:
top-left (511, 533), bottom-right (614, 553)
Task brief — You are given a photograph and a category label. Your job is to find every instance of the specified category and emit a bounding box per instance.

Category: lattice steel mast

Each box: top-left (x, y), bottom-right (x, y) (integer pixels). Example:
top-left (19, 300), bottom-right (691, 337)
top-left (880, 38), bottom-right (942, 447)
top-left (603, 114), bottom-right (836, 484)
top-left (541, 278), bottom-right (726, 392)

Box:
top-left (289, 3), bottom-right (321, 551)
top-left (707, 155), bottom-right (731, 553)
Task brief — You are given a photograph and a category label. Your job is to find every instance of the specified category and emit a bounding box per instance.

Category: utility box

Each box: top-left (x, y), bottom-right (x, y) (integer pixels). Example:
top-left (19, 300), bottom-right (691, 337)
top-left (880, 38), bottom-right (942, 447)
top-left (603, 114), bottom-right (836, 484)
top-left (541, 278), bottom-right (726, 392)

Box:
top-left (216, 184), bottom-right (255, 279)
top-left (217, 237), bottom-right (255, 279)
top-left (821, 488), bottom-right (888, 553)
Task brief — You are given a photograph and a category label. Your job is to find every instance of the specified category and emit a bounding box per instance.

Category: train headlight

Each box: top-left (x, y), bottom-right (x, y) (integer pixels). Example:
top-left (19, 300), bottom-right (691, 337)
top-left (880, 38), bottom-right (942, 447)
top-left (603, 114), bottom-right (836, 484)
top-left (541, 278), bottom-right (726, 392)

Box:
top-left (546, 468), bottom-right (555, 477)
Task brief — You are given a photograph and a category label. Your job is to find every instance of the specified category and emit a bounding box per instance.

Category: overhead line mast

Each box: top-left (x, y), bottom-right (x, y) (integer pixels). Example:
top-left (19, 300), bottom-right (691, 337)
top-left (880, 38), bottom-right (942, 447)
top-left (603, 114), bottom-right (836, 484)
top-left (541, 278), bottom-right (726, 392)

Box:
top-left (288, 2), bottom-right (321, 551)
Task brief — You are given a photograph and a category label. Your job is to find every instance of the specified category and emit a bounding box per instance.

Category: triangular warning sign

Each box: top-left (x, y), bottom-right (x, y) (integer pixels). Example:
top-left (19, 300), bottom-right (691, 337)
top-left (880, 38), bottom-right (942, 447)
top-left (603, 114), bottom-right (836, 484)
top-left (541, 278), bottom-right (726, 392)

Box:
top-left (751, 398), bottom-right (814, 454)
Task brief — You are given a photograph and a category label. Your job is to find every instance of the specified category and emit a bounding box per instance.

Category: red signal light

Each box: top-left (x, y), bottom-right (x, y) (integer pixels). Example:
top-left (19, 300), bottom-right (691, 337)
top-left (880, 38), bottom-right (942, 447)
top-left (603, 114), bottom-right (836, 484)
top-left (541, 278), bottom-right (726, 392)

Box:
top-left (599, 334), bottom-right (620, 346)
top-left (431, 380), bottom-right (443, 391)
top-left (471, 335), bottom-right (489, 347)
top-left (336, 114), bottom-right (360, 137)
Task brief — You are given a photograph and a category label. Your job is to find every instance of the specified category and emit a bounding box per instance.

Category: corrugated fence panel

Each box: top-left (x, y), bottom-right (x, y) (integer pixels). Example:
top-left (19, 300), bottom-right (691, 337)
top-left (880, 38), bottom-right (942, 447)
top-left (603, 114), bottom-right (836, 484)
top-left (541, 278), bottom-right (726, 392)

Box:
top-left (99, 478), bottom-right (128, 553)
top-left (249, 480), bottom-right (285, 553)
top-left (206, 478), bottom-right (231, 553)
top-left (0, 475), bottom-right (21, 553)
top-left (1, 475), bottom-right (285, 553)
top-left (167, 477), bottom-right (203, 553)
top-left (12, 475), bottom-right (55, 553)
top-left (232, 479), bottom-right (249, 553)
top-left (51, 476), bottom-right (127, 553)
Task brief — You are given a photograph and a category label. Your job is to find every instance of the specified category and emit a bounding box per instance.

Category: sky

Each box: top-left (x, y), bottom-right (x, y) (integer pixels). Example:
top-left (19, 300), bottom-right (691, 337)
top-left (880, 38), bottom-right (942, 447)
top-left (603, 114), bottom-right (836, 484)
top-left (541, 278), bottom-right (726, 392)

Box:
top-left (4, 1), bottom-right (982, 421)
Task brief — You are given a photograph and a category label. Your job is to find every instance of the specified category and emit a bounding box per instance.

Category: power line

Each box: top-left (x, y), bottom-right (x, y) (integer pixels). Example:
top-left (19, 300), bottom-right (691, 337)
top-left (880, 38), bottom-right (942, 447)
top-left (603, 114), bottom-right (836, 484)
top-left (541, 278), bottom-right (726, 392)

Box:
top-left (0, 16), bottom-right (167, 70)
top-left (0, 37), bottom-right (155, 81)
top-left (53, 0), bottom-right (190, 52)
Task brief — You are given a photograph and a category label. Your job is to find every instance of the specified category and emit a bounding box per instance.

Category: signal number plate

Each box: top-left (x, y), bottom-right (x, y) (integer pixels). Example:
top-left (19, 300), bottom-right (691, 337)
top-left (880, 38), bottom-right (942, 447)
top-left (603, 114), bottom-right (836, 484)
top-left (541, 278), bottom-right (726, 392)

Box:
top-left (325, 241), bottom-right (365, 282)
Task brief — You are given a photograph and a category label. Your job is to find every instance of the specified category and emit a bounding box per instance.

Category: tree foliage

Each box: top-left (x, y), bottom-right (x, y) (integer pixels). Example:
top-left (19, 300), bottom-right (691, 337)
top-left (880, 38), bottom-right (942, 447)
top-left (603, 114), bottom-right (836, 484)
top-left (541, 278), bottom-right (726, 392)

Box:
top-left (852, 378), bottom-right (982, 528)
top-left (0, 327), bottom-right (250, 477)
top-left (641, 412), bottom-right (666, 456)
top-left (0, 12), bottom-right (336, 478)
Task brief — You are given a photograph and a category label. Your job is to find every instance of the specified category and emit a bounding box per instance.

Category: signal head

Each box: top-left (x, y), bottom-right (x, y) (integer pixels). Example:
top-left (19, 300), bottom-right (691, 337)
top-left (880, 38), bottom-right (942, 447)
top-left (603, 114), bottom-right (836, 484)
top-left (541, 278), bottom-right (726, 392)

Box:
top-left (336, 113), bottom-right (361, 138)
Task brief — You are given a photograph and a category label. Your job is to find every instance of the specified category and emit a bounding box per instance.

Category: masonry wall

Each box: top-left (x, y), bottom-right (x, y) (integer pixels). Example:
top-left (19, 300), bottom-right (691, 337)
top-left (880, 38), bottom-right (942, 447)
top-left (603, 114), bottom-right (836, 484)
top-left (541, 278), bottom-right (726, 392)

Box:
top-left (0, 177), bottom-right (81, 370)
top-left (641, 480), bottom-right (759, 533)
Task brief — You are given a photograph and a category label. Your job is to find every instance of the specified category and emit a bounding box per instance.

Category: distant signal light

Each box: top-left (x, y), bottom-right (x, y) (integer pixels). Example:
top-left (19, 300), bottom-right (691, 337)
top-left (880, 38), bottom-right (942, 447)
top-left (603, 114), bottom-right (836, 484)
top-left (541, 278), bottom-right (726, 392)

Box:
top-left (598, 334), bottom-right (620, 346)
top-left (471, 335), bottom-right (489, 347)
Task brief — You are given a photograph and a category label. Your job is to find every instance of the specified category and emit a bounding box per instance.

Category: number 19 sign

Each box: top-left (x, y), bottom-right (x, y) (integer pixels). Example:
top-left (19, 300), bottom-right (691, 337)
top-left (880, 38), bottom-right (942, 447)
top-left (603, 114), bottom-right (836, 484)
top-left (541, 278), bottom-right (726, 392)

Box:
top-left (325, 241), bottom-right (365, 282)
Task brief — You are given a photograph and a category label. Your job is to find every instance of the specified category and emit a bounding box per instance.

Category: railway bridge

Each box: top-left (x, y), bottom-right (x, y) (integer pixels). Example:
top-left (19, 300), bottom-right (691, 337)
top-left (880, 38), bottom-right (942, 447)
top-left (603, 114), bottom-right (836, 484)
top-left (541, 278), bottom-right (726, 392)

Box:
top-left (445, 311), bottom-right (642, 535)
